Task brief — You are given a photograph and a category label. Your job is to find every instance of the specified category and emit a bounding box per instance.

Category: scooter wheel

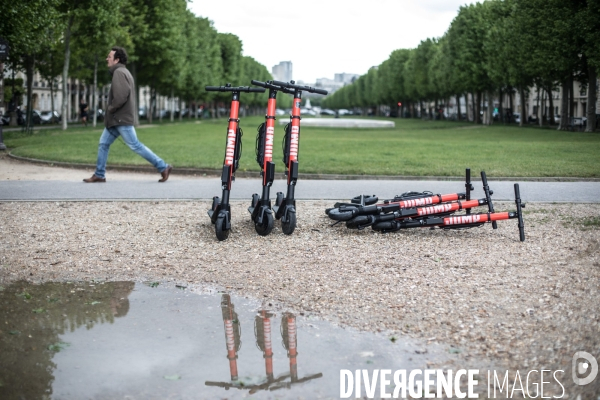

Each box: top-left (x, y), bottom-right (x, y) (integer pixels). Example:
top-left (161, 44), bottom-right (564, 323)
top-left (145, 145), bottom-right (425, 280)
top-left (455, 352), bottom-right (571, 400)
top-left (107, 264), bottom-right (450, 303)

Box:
top-left (210, 197), bottom-right (220, 225)
top-left (351, 195), bottom-right (378, 205)
top-left (327, 208), bottom-right (355, 221)
top-left (255, 211), bottom-right (274, 236)
top-left (345, 215), bottom-right (370, 229)
top-left (215, 213), bottom-right (230, 241)
top-left (281, 210), bottom-right (296, 235)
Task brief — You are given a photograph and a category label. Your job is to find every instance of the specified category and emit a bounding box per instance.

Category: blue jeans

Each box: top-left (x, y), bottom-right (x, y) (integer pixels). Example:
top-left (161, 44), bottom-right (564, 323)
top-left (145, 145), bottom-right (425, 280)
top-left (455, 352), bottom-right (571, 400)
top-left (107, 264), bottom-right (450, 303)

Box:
top-left (94, 125), bottom-right (167, 179)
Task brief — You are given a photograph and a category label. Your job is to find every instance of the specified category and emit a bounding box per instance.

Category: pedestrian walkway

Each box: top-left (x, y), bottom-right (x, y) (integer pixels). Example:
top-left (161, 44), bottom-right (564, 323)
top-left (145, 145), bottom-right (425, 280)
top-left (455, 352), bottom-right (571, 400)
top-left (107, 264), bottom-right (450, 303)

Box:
top-left (1, 154), bottom-right (599, 202)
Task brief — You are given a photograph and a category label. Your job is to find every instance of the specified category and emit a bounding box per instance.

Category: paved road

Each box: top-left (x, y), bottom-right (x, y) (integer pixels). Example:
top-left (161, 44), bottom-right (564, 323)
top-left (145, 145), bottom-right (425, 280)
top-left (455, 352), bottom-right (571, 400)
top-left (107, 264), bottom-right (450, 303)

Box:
top-left (2, 177), bottom-right (600, 202)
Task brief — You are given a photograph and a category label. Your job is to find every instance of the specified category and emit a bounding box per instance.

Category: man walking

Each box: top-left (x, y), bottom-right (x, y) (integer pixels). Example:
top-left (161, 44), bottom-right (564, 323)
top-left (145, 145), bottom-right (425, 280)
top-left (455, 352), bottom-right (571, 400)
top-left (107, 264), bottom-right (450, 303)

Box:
top-left (84, 46), bottom-right (172, 183)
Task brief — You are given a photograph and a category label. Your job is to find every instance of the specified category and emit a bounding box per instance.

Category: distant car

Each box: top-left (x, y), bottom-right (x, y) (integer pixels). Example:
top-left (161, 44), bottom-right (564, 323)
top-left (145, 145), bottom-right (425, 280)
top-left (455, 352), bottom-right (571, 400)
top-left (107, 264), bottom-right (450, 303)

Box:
top-left (513, 113), bottom-right (520, 123)
top-left (320, 109), bottom-right (335, 116)
top-left (2, 109), bottom-right (25, 125)
top-left (337, 109), bottom-right (350, 116)
top-left (23, 109), bottom-right (42, 125)
top-left (300, 108), bottom-right (316, 116)
top-left (275, 109), bottom-right (286, 116)
top-left (139, 107), bottom-right (147, 119)
top-left (40, 110), bottom-right (61, 124)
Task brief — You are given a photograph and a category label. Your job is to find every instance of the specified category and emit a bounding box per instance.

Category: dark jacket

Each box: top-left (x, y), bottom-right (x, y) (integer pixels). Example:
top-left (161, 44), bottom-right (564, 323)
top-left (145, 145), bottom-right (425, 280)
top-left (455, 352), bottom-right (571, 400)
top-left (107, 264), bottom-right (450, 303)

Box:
top-left (105, 63), bottom-right (136, 128)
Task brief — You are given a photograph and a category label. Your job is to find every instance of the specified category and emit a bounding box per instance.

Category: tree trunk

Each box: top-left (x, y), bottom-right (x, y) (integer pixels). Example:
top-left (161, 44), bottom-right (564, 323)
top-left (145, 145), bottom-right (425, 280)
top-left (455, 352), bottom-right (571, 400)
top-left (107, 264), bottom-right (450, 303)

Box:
top-left (179, 98), bottom-right (182, 121)
top-left (475, 91), bottom-right (482, 124)
top-left (538, 87), bottom-right (546, 126)
top-left (131, 62), bottom-right (138, 126)
top-left (497, 88), bottom-right (503, 123)
top-left (547, 86), bottom-right (555, 126)
top-left (542, 87), bottom-right (547, 125)
top-left (148, 87), bottom-right (154, 124)
top-left (470, 92), bottom-right (475, 122)
top-left (76, 78), bottom-right (80, 124)
top-left (24, 55), bottom-right (35, 133)
top-left (455, 94), bottom-right (461, 121)
top-left (50, 77), bottom-right (55, 123)
top-left (159, 94), bottom-right (163, 122)
top-left (558, 78), bottom-right (569, 130)
top-left (569, 76), bottom-right (575, 119)
top-left (93, 55), bottom-right (98, 127)
top-left (170, 88), bottom-right (174, 122)
top-left (519, 86), bottom-right (526, 127)
top-left (509, 87), bottom-right (514, 122)
top-left (61, 15), bottom-right (73, 130)
top-left (585, 65), bottom-right (597, 133)
top-left (487, 91), bottom-right (494, 125)
top-left (534, 86), bottom-right (540, 126)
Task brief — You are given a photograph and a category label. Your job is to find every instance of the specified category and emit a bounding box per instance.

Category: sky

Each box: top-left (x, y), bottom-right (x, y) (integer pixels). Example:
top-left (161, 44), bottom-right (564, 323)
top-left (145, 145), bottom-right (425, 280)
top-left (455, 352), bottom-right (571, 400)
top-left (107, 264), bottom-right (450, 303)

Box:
top-left (188, 0), bottom-right (479, 84)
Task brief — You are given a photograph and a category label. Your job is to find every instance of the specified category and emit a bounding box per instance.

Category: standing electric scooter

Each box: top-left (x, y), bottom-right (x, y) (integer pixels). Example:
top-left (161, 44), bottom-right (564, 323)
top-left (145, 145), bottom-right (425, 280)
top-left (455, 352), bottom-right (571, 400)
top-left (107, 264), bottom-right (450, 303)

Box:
top-left (270, 80), bottom-right (328, 235)
top-left (248, 80), bottom-right (293, 236)
top-left (206, 84), bottom-right (265, 241)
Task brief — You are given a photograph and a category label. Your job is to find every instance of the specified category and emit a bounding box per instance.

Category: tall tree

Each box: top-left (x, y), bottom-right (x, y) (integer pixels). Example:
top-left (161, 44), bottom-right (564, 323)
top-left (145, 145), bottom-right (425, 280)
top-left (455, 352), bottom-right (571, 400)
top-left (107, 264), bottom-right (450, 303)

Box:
top-left (131, 0), bottom-right (187, 123)
top-left (0, 0), bottom-right (61, 130)
top-left (70, 0), bottom-right (129, 127)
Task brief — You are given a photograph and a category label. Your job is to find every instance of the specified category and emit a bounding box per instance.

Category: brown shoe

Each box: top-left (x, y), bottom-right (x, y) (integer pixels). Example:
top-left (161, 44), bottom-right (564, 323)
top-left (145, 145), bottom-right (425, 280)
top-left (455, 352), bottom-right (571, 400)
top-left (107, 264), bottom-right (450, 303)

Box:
top-left (159, 165), bottom-right (172, 182)
top-left (83, 175), bottom-right (106, 183)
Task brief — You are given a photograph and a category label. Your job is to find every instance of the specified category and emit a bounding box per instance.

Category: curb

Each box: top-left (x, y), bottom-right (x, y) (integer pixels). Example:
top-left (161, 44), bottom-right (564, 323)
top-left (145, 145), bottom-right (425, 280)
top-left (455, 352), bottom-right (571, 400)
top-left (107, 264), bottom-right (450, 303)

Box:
top-left (6, 152), bottom-right (600, 182)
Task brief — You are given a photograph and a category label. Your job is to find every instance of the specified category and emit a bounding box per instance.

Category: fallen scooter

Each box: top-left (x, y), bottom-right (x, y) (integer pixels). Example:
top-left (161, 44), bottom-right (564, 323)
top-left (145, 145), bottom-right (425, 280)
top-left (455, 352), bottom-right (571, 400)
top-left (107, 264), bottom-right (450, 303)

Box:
top-left (343, 171), bottom-right (494, 229)
top-left (373, 183), bottom-right (525, 242)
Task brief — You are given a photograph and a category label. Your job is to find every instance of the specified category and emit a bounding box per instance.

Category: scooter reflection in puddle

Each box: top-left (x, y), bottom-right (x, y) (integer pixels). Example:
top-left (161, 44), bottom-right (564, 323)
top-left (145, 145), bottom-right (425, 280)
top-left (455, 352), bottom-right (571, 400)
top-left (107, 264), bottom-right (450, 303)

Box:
top-left (205, 294), bottom-right (322, 393)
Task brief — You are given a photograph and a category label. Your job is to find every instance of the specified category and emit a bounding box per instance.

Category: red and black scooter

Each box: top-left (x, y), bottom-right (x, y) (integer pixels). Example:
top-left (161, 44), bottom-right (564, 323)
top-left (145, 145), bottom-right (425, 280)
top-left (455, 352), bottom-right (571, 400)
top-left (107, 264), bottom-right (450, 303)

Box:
top-left (270, 80), bottom-right (327, 234)
top-left (247, 80), bottom-right (294, 236)
top-left (206, 84), bottom-right (265, 241)
top-left (373, 183), bottom-right (526, 242)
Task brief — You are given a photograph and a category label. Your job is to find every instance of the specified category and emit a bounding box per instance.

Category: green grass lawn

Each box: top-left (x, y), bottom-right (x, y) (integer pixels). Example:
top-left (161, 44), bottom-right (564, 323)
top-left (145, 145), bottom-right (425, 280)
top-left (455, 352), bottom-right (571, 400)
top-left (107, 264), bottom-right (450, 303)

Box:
top-left (5, 117), bottom-right (600, 177)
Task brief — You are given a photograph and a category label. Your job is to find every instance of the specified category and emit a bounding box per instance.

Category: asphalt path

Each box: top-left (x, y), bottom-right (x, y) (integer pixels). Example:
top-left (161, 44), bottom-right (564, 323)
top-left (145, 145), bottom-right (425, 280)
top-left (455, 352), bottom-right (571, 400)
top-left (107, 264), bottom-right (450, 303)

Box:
top-left (2, 177), bottom-right (600, 202)
top-left (1, 153), bottom-right (599, 202)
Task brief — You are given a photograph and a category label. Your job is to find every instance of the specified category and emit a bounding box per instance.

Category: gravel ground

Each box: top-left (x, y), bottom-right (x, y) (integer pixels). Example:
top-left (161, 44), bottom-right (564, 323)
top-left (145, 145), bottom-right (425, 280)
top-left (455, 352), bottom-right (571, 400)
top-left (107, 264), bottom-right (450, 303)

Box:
top-left (1, 199), bottom-right (599, 398)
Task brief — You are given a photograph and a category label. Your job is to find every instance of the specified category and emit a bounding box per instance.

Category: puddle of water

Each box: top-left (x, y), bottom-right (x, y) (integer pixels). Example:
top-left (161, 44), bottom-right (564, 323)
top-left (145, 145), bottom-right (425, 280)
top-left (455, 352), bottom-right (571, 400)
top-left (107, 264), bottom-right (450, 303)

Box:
top-left (0, 281), bottom-right (449, 399)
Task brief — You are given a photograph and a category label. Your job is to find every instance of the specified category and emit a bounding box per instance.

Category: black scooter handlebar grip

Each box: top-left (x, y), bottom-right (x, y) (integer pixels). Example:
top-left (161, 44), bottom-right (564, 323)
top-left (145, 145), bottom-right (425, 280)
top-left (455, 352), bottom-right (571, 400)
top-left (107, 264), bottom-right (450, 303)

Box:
top-left (271, 80), bottom-right (328, 95)
top-left (205, 86), bottom-right (223, 92)
top-left (271, 80), bottom-right (289, 87)
top-left (251, 80), bottom-right (267, 87)
top-left (246, 87), bottom-right (266, 93)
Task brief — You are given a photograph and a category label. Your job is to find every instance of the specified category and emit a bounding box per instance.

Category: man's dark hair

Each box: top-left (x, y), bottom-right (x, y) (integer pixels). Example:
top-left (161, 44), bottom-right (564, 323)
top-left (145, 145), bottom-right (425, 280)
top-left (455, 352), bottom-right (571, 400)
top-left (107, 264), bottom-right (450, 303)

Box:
top-left (111, 46), bottom-right (128, 65)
